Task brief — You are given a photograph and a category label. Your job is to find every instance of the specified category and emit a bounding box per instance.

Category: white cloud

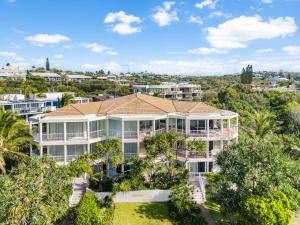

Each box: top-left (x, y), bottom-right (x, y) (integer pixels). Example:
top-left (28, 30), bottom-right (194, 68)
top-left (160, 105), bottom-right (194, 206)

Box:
top-left (104, 11), bottom-right (142, 35)
top-left (189, 16), bottom-right (203, 25)
top-left (188, 47), bottom-right (226, 55)
top-left (152, 1), bottom-right (179, 27)
top-left (82, 64), bottom-right (100, 69)
top-left (11, 28), bottom-right (26, 34)
top-left (261, 0), bottom-right (272, 4)
top-left (282, 45), bottom-right (300, 55)
top-left (81, 43), bottom-right (118, 55)
top-left (34, 58), bottom-right (45, 65)
top-left (25, 34), bottom-right (70, 46)
top-left (195, 0), bottom-right (217, 9)
top-left (54, 54), bottom-right (64, 59)
top-left (0, 51), bottom-right (24, 61)
top-left (7, 0), bottom-right (16, 3)
top-left (63, 45), bottom-right (72, 49)
top-left (207, 16), bottom-right (297, 50)
top-left (256, 48), bottom-right (273, 53)
top-left (106, 51), bottom-right (119, 55)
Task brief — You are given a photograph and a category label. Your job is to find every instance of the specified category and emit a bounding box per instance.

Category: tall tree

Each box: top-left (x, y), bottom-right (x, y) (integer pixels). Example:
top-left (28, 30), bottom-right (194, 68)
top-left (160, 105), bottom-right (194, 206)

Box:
top-left (95, 139), bottom-right (122, 177)
top-left (0, 109), bottom-right (33, 173)
top-left (58, 93), bottom-right (74, 107)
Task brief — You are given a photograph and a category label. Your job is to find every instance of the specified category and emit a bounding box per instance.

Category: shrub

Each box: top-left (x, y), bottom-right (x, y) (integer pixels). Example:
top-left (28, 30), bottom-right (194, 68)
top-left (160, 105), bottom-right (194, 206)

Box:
top-left (112, 179), bottom-right (132, 192)
top-left (241, 191), bottom-right (291, 225)
top-left (74, 193), bottom-right (101, 225)
top-left (89, 173), bottom-right (113, 192)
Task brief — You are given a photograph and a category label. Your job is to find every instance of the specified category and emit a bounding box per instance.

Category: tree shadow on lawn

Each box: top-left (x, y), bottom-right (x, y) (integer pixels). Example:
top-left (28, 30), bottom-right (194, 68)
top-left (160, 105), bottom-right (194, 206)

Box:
top-left (135, 202), bottom-right (170, 222)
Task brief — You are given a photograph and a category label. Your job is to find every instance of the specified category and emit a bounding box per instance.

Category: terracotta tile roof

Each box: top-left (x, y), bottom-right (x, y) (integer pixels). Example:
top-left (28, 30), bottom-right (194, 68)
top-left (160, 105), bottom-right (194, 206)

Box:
top-left (47, 93), bottom-right (222, 116)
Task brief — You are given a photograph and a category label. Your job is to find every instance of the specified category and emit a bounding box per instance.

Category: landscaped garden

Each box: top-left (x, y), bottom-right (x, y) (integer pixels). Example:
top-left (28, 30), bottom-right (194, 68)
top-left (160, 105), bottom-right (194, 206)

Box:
top-left (113, 202), bottom-right (173, 225)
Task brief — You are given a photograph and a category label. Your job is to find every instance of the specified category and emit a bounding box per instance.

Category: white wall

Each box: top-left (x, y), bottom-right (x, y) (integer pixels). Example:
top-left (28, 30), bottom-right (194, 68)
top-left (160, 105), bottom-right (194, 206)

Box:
top-left (87, 188), bottom-right (170, 203)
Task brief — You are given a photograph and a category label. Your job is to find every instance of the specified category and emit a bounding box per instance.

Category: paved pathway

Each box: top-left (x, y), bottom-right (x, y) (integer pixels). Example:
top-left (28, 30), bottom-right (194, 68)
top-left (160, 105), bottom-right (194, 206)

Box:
top-left (69, 177), bottom-right (88, 208)
top-left (200, 204), bottom-right (216, 225)
top-left (291, 212), bottom-right (300, 225)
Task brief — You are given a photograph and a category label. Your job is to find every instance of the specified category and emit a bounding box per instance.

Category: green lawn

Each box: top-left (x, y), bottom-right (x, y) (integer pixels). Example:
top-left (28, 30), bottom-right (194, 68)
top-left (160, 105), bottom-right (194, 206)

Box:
top-left (113, 202), bottom-right (173, 225)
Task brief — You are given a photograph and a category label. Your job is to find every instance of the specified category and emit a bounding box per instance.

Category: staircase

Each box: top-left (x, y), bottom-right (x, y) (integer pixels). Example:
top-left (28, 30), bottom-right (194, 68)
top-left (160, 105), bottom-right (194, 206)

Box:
top-left (189, 172), bottom-right (206, 204)
top-left (69, 177), bottom-right (88, 208)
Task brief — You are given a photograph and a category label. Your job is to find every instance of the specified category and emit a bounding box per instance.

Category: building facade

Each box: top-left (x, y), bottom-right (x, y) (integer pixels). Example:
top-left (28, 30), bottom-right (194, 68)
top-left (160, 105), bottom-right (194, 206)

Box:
top-left (0, 65), bottom-right (26, 80)
top-left (29, 93), bottom-right (238, 174)
top-left (132, 83), bottom-right (201, 100)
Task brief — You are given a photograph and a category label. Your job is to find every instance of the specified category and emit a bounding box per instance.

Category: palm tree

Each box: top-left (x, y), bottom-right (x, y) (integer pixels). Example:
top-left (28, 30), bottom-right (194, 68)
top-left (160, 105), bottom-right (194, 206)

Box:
top-left (59, 93), bottom-right (74, 107)
top-left (95, 139), bottom-right (122, 177)
top-left (245, 110), bottom-right (278, 142)
top-left (0, 109), bottom-right (33, 173)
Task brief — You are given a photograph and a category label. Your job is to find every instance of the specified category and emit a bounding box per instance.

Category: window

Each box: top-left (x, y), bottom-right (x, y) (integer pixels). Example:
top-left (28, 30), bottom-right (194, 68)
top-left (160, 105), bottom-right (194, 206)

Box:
top-left (168, 118), bottom-right (176, 130)
top-left (140, 120), bottom-right (153, 131)
top-left (124, 143), bottom-right (138, 156)
top-left (177, 119), bottom-right (186, 131)
top-left (190, 120), bottom-right (206, 131)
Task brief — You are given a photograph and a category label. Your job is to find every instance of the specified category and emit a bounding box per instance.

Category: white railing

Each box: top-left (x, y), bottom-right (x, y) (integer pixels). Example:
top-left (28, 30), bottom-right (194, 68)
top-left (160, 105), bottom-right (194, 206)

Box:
top-left (124, 152), bottom-right (138, 158)
top-left (66, 155), bottom-right (81, 162)
top-left (109, 130), bottom-right (122, 139)
top-left (42, 133), bottom-right (64, 141)
top-left (155, 128), bottom-right (166, 133)
top-left (48, 155), bottom-right (65, 163)
top-left (189, 172), bottom-right (206, 201)
top-left (189, 127), bottom-right (238, 139)
top-left (89, 130), bottom-right (106, 139)
top-left (139, 130), bottom-right (153, 138)
top-left (67, 132), bottom-right (85, 140)
top-left (124, 131), bottom-right (138, 139)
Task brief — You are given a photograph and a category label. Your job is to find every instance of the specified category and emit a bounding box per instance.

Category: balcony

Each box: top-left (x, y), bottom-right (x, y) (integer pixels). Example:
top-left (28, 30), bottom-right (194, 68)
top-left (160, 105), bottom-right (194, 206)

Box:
top-left (89, 130), bottom-right (106, 139)
top-left (189, 127), bottom-right (238, 139)
top-left (124, 131), bottom-right (138, 139)
top-left (175, 148), bottom-right (207, 159)
top-left (139, 129), bottom-right (153, 139)
top-left (109, 130), bottom-right (122, 139)
top-left (67, 132), bottom-right (85, 140)
top-left (42, 133), bottom-right (64, 141)
top-left (124, 152), bottom-right (138, 158)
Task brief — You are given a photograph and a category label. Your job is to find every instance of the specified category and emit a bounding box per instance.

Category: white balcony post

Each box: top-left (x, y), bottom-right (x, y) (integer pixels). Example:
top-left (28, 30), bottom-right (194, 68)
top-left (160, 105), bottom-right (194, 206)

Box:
top-left (40, 145), bottom-right (43, 156)
top-left (39, 122), bottom-right (42, 142)
top-left (206, 120), bottom-right (209, 138)
top-left (87, 121), bottom-right (90, 141)
top-left (121, 143), bottom-right (124, 173)
top-left (166, 118), bottom-right (169, 132)
top-left (221, 119), bottom-right (224, 134)
top-left (185, 119), bottom-right (189, 136)
top-left (64, 122), bottom-right (67, 142)
top-left (64, 145), bottom-right (67, 164)
top-left (121, 119), bottom-right (124, 140)
top-left (137, 120), bottom-right (140, 140)
top-left (106, 119), bottom-right (109, 137)
top-left (228, 118), bottom-right (231, 134)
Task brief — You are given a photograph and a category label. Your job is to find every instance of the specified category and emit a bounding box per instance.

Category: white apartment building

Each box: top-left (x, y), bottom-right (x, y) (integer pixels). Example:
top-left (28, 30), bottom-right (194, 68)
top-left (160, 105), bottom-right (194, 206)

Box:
top-left (132, 82), bottom-right (201, 100)
top-left (31, 72), bottom-right (62, 82)
top-left (0, 65), bottom-right (26, 80)
top-left (66, 74), bottom-right (92, 82)
top-left (29, 93), bottom-right (238, 174)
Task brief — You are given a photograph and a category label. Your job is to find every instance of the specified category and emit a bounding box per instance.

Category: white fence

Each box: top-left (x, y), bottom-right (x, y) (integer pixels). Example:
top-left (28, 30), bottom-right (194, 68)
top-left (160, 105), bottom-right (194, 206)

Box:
top-left (86, 188), bottom-right (170, 203)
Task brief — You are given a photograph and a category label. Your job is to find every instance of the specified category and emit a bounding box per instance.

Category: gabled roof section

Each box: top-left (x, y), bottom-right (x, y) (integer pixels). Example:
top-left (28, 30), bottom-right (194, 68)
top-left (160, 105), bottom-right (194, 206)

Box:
top-left (47, 93), bottom-right (222, 116)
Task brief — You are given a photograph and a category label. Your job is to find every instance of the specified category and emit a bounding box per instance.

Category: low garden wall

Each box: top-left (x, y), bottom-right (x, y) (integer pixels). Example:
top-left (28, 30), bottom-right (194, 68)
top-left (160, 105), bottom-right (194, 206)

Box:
top-left (86, 188), bottom-right (170, 203)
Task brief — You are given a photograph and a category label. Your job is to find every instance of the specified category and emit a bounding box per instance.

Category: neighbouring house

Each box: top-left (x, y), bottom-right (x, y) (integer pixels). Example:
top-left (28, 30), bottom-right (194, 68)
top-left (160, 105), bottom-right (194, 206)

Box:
top-left (132, 82), bottom-right (202, 100)
top-left (30, 72), bottom-right (62, 82)
top-left (66, 74), bottom-right (93, 82)
top-left (29, 93), bottom-right (238, 175)
top-left (0, 64), bottom-right (26, 80)
top-left (0, 92), bottom-right (91, 122)
top-left (88, 94), bottom-right (114, 102)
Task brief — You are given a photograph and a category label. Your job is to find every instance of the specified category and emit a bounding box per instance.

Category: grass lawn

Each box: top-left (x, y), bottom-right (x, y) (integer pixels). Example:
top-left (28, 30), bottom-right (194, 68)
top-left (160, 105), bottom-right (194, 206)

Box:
top-left (113, 202), bottom-right (173, 225)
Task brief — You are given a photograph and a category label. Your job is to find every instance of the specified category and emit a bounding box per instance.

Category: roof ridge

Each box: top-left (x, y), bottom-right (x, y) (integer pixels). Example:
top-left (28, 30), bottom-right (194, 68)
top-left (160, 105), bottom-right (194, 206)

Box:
top-left (96, 101), bottom-right (103, 114)
top-left (136, 93), bottom-right (173, 113)
top-left (69, 104), bottom-right (85, 115)
top-left (105, 95), bottom-right (139, 114)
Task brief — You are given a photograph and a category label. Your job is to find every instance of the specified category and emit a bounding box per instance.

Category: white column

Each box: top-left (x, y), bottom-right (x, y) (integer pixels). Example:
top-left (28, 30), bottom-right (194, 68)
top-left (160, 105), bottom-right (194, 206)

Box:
top-left (64, 145), bottom-right (67, 164)
top-left (121, 143), bottom-right (124, 173)
top-left (185, 119), bottom-right (189, 135)
top-left (87, 121), bottom-right (90, 141)
top-left (40, 145), bottom-right (43, 156)
top-left (39, 122), bottom-right (42, 142)
top-left (63, 122), bottom-right (67, 141)
top-left (221, 119), bottom-right (224, 134)
top-left (106, 119), bottom-right (109, 137)
top-left (206, 120), bottom-right (209, 138)
top-left (166, 117), bottom-right (169, 132)
top-left (137, 120), bottom-right (140, 141)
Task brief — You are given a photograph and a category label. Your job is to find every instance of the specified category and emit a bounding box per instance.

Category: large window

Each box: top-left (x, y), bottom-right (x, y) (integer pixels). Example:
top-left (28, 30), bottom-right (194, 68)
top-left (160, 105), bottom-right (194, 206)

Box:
top-left (67, 122), bottom-right (83, 134)
top-left (124, 143), bottom-right (138, 157)
top-left (48, 145), bottom-right (64, 162)
top-left (67, 145), bottom-right (86, 161)
top-left (190, 120), bottom-right (206, 131)
top-left (48, 123), bottom-right (64, 134)
top-left (155, 119), bottom-right (166, 130)
top-left (177, 119), bottom-right (186, 131)
top-left (140, 120), bottom-right (153, 131)
top-left (168, 118), bottom-right (176, 130)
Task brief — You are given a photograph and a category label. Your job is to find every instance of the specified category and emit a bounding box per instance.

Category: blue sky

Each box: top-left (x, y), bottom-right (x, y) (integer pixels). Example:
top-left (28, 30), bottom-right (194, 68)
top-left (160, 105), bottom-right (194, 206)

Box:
top-left (0, 0), bottom-right (300, 75)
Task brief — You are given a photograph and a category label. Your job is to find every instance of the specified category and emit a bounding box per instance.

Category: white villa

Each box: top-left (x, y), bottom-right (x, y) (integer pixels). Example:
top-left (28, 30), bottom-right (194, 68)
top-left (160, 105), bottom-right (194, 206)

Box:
top-left (29, 93), bottom-right (238, 174)
top-left (132, 83), bottom-right (202, 100)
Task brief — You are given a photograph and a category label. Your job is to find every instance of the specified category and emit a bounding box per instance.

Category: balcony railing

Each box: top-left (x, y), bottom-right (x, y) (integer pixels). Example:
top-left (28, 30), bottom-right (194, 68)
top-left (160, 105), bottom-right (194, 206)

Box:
top-left (109, 130), bottom-right (122, 139)
top-left (89, 130), bottom-right (106, 139)
top-left (124, 152), bottom-right (138, 158)
top-left (189, 127), bottom-right (238, 139)
top-left (48, 155), bottom-right (65, 163)
top-left (139, 129), bottom-right (153, 138)
top-left (67, 132), bottom-right (85, 140)
top-left (124, 131), bottom-right (138, 139)
top-left (155, 128), bottom-right (166, 133)
top-left (42, 133), bottom-right (64, 141)
top-left (175, 148), bottom-right (207, 159)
